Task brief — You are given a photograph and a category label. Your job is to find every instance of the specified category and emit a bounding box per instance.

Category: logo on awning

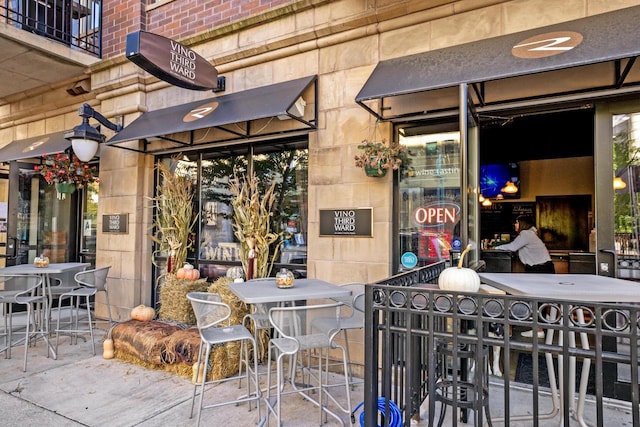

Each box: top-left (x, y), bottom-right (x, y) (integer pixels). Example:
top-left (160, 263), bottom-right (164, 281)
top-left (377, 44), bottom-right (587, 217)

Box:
top-left (22, 137), bottom-right (48, 154)
top-left (513, 31), bottom-right (583, 59)
top-left (183, 101), bottom-right (220, 123)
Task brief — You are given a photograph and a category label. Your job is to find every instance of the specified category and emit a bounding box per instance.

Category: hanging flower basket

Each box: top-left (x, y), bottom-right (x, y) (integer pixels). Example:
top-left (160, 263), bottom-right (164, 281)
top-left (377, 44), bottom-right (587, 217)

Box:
top-left (35, 153), bottom-right (99, 190)
top-left (364, 158), bottom-right (388, 177)
top-left (54, 182), bottom-right (76, 200)
top-left (354, 139), bottom-right (407, 177)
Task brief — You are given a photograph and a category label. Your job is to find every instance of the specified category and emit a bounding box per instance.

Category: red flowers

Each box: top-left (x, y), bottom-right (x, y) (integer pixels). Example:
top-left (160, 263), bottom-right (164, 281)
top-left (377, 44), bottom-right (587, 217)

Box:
top-left (35, 153), bottom-right (99, 188)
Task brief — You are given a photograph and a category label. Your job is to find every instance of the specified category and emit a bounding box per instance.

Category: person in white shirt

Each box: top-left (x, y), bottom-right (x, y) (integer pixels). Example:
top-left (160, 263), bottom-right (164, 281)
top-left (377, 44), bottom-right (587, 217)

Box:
top-left (494, 215), bottom-right (555, 273)
top-left (494, 215), bottom-right (554, 338)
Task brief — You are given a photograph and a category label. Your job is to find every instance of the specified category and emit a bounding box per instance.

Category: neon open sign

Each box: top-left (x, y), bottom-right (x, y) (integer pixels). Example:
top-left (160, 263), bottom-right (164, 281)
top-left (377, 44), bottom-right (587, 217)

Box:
top-left (413, 202), bottom-right (459, 227)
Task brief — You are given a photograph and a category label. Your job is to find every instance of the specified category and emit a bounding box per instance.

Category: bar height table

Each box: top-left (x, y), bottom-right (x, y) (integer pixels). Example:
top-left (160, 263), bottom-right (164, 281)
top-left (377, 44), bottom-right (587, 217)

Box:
top-left (0, 262), bottom-right (90, 359)
top-left (478, 272), bottom-right (640, 427)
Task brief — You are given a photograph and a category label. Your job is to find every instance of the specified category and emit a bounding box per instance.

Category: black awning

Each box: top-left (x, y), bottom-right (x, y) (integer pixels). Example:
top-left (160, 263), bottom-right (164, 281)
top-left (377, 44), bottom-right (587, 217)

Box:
top-left (0, 131), bottom-right (70, 163)
top-left (107, 75), bottom-right (317, 154)
top-left (356, 6), bottom-right (640, 120)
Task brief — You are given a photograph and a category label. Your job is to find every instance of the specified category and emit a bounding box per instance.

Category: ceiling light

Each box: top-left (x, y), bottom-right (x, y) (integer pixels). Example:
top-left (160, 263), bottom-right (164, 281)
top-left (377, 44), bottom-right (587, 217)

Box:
top-left (614, 176), bottom-right (627, 190)
top-left (501, 181), bottom-right (518, 194)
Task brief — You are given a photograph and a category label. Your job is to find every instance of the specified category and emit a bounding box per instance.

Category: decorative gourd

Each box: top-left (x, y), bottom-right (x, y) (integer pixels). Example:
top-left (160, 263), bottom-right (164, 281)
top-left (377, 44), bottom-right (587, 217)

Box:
top-left (103, 338), bottom-right (114, 359)
top-left (176, 263), bottom-right (200, 280)
top-left (131, 304), bottom-right (156, 321)
top-left (438, 244), bottom-right (480, 292)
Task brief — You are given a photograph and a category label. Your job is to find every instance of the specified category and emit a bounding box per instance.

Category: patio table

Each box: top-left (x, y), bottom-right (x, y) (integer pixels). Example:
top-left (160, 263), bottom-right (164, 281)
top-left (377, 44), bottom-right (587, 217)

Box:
top-left (478, 272), bottom-right (640, 427)
top-left (228, 277), bottom-right (352, 304)
top-left (0, 262), bottom-right (90, 359)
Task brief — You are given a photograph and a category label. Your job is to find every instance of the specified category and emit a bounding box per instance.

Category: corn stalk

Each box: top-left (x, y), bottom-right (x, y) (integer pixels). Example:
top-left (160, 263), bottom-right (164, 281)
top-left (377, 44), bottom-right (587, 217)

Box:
top-left (229, 172), bottom-right (282, 279)
top-left (148, 160), bottom-right (197, 271)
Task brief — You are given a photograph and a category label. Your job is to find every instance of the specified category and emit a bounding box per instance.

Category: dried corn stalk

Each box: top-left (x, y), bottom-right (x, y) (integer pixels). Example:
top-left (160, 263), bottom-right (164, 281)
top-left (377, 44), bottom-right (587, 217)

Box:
top-left (229, 172), bottom-right (282, 279)
top-left (149, 160), bottom-right (198, 271)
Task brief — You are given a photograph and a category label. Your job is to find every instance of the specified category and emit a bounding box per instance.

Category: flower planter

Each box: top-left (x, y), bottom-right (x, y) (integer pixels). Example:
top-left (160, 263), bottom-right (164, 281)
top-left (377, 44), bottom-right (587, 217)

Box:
top-left (365, 162), bottom-right (387, 177)
top-left (55, 182), bottom-right (76, 200)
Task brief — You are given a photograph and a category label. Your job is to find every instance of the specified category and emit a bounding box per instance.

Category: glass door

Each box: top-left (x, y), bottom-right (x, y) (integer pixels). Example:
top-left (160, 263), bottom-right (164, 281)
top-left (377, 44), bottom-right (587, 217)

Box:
top-left (6, 161), bottom-right (77, 266)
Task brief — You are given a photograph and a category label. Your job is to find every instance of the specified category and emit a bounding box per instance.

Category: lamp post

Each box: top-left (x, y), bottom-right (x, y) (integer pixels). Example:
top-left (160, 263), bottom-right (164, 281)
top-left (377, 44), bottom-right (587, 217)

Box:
top-left (64, 104), bottom-right (123, 162)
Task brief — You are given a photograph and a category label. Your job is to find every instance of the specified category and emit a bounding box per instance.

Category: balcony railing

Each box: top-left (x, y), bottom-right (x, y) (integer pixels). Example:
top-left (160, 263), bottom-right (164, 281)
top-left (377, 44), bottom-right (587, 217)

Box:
top-left (0, 0), bottom-right (101, 57)
top-left (363, 262), bottom-right (640, 426)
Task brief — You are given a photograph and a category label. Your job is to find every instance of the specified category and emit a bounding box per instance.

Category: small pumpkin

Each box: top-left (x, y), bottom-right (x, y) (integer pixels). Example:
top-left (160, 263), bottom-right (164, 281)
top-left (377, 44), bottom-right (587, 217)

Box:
top-left (103, 338), bottom-right (114, 359)
top-left (192, 360), bottom-right (205, 384)
top-left (438, 244), bottom-right (480, 292)
top-left (177, 263), bottom-right (200, 281)
top-left (131, 304), bottom-right (156, 321)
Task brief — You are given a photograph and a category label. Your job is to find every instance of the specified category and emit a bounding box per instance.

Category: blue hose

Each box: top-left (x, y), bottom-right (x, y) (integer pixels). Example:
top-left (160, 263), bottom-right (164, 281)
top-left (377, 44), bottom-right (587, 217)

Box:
top-left (351, 397), bottom-right (403, 427)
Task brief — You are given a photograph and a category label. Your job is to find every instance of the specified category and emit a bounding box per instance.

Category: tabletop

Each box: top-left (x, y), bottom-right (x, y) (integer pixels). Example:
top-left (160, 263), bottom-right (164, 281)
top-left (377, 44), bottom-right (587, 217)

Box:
top-left (229, 278), bottom-right (352, 304)
top-left (478, 272), bottom-right (640, 302)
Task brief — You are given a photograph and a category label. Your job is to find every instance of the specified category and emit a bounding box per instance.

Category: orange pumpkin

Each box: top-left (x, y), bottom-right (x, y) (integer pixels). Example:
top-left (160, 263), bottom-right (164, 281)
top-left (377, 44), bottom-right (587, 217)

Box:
top-left (103, 338), bottom-right (114, 359)
top-left (177, 263), bottom-right (200, 281)
top-left (131, 304), bottom-right (155, 321)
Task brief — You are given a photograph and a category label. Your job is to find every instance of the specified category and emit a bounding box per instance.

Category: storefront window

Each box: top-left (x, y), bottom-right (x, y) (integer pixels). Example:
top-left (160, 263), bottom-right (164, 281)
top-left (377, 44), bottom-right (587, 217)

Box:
top-left (398, 125), bottom-right (461, 269)
top-left (157, 140), bottom-right (308, 282)
top-left (613, 113), bottom-right (640, 266)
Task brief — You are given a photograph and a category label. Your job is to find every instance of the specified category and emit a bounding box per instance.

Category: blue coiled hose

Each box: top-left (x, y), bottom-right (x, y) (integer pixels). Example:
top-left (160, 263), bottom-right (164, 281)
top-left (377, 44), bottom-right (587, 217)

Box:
top-left (351, 397), bottom-right (403, 427)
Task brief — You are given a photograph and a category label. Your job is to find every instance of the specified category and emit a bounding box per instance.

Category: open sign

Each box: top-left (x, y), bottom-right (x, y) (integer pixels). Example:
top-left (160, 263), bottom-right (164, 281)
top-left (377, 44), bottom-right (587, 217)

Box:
top-left (413, 202), bottom-right (460, 228)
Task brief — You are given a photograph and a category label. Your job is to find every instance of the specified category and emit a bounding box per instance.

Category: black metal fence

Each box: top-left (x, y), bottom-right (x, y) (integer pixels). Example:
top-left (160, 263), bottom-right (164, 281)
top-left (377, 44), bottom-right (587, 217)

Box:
top-left (0, 0), bottom-right (101, 57)
top-left (363, 263), bottom-right (640, 426)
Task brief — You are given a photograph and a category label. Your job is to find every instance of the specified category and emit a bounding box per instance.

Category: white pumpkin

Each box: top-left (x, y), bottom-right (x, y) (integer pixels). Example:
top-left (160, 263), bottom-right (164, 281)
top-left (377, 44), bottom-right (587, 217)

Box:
top-left (438, 244), bottom-right (480, 292)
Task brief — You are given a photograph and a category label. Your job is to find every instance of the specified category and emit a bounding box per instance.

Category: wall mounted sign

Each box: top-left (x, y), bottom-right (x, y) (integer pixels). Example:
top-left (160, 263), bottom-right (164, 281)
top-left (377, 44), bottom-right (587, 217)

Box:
top-left (102, 213), bottom-right (128, 234)
top-left (126, 31), bottom-right (220, 91)
top-left (319, 208), bottom-right (373, 237)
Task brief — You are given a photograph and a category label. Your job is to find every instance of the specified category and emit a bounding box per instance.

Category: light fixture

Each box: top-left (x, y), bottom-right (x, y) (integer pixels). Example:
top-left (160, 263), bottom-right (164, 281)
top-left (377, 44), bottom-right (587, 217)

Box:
top-left (64, 103), bottom-right (123, 162)
top-left (482, 198), bottom-right (492, 206)
top-left (500, 181), bottom-right (518, 194)
top-left (478, 194), bottom-right (485, 202)
top-left (614, 176), bottom-right (627, 190)
top-left (496, 193), bottom-right (504, 200)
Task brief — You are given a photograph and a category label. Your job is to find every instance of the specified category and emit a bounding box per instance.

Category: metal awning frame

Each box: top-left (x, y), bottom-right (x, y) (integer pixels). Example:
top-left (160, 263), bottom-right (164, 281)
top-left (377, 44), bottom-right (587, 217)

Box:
top-left (355, 6), bottom-right (640, 122)
top-left (106, 75), bottom-right (318, 156)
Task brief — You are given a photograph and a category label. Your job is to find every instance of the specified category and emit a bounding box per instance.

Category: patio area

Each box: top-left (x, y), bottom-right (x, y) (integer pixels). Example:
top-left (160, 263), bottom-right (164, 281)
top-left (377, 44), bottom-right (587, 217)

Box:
top-left (0, 309), bottom-right (635, 426)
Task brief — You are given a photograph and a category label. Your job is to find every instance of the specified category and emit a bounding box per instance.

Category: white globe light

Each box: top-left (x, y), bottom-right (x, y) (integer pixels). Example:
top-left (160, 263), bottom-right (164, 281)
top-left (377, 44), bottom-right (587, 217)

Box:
top-left (72, 138), bottom-right (99, 162)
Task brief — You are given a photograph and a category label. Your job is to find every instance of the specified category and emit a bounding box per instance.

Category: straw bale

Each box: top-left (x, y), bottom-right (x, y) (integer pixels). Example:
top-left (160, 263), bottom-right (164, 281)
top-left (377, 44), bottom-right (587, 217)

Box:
top-left (112, 320), bottom-right (181, 366)
top-left (158, 274), bottom-right (209, 325)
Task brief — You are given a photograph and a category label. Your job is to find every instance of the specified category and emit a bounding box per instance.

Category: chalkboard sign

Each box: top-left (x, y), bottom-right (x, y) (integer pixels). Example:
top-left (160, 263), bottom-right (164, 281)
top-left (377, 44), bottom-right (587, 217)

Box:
top-left (102, 213), bottom-right (128, 234)
top-left (319, 208), bottom-right (372, 237)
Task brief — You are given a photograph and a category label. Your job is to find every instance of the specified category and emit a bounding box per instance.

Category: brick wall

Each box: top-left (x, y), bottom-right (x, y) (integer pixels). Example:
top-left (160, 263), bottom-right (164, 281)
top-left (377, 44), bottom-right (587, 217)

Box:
top-left (101, 0), bottom-right (294, 58)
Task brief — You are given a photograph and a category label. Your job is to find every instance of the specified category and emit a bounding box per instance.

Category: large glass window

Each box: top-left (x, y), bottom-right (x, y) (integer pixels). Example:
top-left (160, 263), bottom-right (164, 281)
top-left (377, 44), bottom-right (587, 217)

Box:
top-left (156, 139), bottom-right (308, 283)
top-left (398, 124), bottom-right (461, 269)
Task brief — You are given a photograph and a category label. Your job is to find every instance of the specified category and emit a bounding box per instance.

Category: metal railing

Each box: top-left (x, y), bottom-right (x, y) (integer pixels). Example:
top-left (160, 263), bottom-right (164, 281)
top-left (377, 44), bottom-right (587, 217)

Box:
top-left (0, 0), bottom-right (101, 57)
top-left (363, 263), bottom-right (640, 426)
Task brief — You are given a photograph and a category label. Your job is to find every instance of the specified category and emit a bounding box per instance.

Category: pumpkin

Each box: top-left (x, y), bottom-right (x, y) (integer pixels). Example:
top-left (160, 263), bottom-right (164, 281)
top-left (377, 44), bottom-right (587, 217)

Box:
top-left (131, 304), bottom-right (156, 321)
top-left (192, 360), bottom-right (205, 384)
top-left (437, 244), bottom-right (480, 292)
top-left (176, 263), bottom-right (200, 281)
top-left (103, 338), bottom-right (114, 359)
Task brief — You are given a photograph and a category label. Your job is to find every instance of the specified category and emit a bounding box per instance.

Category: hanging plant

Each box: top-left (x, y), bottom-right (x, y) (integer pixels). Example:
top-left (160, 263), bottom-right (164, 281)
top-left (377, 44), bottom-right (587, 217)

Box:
top-left (148, 159), bottom-right (198, 274)
top-left (35, 153), bottom-right (99, 199)
top-left (354, 138), bottom-right (408, 177)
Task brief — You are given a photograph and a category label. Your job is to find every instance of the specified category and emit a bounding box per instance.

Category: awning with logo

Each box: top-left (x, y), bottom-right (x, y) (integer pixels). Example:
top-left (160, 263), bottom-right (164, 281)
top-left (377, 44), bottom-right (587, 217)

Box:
top-left (356, 6), bottom-right (640, 121)
top-left (106, 75), bottom-right (318, 154)
top-left (0, 131), bottom-right (70, 163)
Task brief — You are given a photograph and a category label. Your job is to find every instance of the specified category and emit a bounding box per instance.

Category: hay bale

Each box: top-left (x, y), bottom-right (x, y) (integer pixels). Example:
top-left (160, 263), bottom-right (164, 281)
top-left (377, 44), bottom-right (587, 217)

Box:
top-left (158, 274), bottom-right (208, 325)
top-left (112, 320), bottom-right (181, 366)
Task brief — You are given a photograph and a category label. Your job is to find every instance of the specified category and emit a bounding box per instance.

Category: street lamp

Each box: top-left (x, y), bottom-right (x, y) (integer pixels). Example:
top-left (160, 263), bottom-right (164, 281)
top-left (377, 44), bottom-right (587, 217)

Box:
top-left (64, 104), bottom-right (123, 162)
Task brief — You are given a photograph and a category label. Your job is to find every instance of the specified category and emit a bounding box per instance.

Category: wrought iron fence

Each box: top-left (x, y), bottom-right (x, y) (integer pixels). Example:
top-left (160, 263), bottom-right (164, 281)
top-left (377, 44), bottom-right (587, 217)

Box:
top-left (0, 0), bottom-right (101, 57)
top-left (363, 263), bottom-right (640, 426)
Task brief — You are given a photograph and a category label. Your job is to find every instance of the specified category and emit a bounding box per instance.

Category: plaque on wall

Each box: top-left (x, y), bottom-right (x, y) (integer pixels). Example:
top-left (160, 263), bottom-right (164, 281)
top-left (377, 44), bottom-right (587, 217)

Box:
top-left (102, 213), bottom-right (128, 234)
top-left (319, 208), bottom-right (372, 237)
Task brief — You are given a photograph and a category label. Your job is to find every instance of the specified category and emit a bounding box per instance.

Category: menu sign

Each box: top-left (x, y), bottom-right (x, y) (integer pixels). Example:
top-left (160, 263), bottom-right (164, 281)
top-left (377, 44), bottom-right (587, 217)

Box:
top-left (319, 208), bottom-right (372, 237)
top-left (126, 31), bottom-right (219, 91)
top-left (102, 213), bottom-right (128, 234)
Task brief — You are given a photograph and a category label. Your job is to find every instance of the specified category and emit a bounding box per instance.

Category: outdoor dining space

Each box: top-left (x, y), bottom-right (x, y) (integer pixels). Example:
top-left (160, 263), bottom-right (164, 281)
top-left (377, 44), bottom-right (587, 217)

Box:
top-left (365, 261), bottom-right (640, 427)
top-left (2, 260), bottom-right (640, 426)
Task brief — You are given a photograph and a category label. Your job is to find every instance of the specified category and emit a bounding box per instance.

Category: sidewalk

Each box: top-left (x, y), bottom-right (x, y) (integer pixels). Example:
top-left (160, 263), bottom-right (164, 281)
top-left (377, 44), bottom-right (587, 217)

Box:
top-left (0, 316), bottom-right (633, 426)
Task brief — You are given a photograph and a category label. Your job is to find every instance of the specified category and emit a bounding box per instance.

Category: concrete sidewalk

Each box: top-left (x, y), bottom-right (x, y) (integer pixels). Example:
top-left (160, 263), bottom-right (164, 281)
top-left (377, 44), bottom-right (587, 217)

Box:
top-left (0, 316), bottom-right (633, 426)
